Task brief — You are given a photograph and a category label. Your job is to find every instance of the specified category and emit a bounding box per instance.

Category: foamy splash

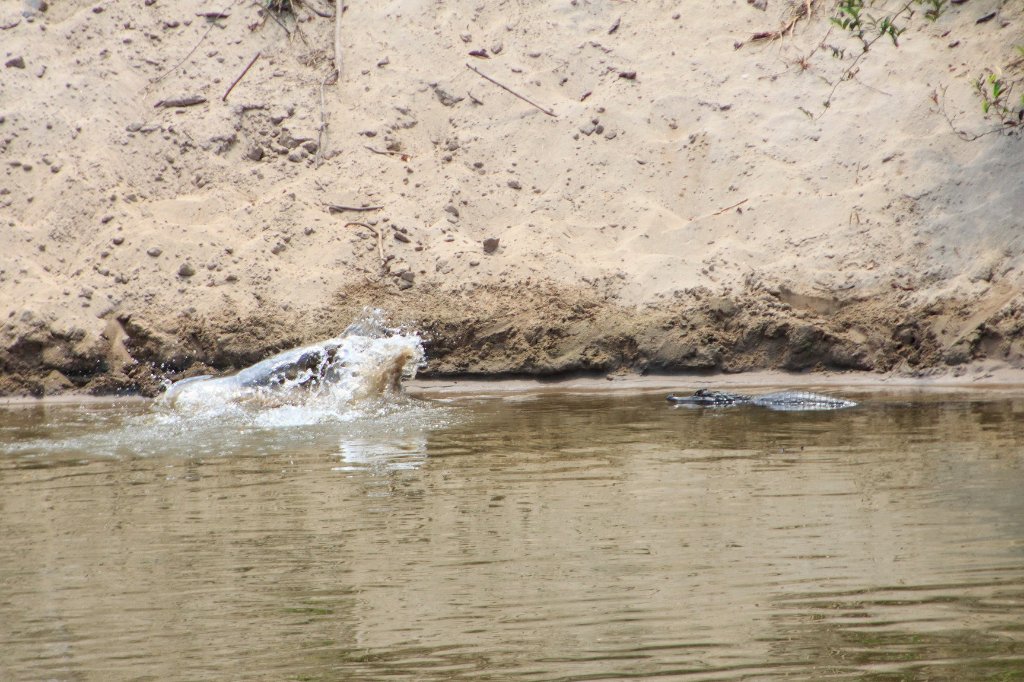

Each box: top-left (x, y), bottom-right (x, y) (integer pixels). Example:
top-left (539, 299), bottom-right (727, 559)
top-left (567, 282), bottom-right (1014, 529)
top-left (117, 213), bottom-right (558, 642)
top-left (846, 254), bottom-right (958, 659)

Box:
top-left (159, 312), bottom-right (425, 420)
top-left (0, 314), bottom-right (447, 463)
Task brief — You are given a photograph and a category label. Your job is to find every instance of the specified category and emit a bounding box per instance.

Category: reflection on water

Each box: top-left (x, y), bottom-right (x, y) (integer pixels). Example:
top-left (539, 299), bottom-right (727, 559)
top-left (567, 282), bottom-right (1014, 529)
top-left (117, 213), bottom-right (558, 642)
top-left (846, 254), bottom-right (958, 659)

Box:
top-left (1, 389), bottom-right (1024, 680)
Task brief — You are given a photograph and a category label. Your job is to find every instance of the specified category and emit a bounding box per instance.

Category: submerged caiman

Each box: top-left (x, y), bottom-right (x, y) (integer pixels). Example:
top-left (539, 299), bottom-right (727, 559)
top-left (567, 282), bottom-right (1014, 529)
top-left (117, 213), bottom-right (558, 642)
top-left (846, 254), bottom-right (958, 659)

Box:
top-left (667, 389), bottom-right (857, 411)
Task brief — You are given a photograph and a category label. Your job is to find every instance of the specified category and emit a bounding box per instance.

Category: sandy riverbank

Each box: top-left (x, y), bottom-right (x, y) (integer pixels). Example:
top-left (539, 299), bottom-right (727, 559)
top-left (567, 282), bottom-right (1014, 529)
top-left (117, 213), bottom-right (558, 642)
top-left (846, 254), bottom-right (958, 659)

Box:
top-left (2, 0), bottom-right (1022, 398)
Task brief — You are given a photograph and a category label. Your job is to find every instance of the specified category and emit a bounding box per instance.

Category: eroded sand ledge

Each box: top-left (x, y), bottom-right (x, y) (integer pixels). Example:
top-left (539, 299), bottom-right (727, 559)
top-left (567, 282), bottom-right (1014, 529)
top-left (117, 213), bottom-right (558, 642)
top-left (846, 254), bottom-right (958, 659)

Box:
top-left (1, 1), bottom-right (1022, 397)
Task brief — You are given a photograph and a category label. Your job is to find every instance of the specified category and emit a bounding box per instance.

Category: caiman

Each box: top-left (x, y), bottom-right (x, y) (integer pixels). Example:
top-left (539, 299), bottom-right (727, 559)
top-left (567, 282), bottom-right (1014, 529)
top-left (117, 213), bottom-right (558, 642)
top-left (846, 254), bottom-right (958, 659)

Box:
top-left (666, 388), bottom-right (857, 411)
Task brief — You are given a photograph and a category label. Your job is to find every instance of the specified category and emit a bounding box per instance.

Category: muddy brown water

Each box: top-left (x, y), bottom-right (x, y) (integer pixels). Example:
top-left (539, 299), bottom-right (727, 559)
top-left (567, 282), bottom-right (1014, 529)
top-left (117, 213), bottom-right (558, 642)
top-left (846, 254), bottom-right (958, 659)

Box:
top-left (2, 388), bottom-right (1023, 680)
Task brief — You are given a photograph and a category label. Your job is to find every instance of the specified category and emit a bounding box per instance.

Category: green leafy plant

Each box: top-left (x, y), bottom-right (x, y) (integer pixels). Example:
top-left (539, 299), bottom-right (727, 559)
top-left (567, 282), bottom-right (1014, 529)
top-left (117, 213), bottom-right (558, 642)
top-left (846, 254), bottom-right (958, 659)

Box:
top-left (819, 1), bottom-right (931, 111)
top-left (831, 0), bottom-right (944, 48)
top-left (980, 72), bottom-right (1004, 115)
top-left (825, 1), bottom-right (1021, 135)
top-left (832, 0), bottom-right (864, 32)
top-left (976, 70), bottom-right (1021, 122)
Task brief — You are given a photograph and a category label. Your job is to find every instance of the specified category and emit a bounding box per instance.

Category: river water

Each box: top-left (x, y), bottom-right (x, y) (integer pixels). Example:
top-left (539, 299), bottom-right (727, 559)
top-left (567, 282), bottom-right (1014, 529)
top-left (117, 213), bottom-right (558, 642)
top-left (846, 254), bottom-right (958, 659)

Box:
top-left (2, 386), bottom-right (1024, 680)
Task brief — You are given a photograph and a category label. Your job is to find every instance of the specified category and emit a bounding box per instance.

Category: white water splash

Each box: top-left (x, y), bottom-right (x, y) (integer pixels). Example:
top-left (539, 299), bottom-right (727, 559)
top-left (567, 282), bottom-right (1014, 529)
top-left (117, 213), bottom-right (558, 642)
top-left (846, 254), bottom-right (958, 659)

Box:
top-left (1, 314), bottom-right (451, 462)
top-left (159, 311), bottom-right (425, 423)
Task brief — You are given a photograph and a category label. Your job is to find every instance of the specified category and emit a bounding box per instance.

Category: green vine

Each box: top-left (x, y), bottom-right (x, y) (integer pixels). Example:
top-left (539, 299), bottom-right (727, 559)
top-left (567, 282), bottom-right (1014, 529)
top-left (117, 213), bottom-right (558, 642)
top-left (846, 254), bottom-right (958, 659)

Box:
top-left (826, 1), bottom-right (1022, 134)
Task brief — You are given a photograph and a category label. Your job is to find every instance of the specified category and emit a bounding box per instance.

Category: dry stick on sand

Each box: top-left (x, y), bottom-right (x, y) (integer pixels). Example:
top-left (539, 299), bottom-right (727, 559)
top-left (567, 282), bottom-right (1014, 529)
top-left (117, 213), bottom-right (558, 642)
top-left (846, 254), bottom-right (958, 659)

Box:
top-left (711, 198), bottom-right (749, 216)
top-left (466, 64), bottom-right (557, 117)
top-left (739, 0), bottom-right (820, 47)
top-left (316, 70), bottom-right (332, 167)
top-left (327, 204), bottom-right (383, 213)
top-left (334, 0), bottom-right (343, 82)
top-left (686, 199), bottom-right (750, 223)
top-left (154, 96), bottom-right (207, 108)
top-left (365, 146), bottom-right (411, 159)
top-left (222, 52), bottom-right (260, 101)
top-left (346, 222), bottom-right (385, 264)
top-left (259, 3), bottom-right (293, 39)
top-left (306, 0), bottom-right (333, 18)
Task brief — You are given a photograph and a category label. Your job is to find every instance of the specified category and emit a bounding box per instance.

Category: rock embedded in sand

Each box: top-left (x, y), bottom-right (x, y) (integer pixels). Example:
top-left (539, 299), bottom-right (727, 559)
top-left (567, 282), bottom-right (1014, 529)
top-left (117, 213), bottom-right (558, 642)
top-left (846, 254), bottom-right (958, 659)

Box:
top-left (178, 262), bottom-right (195, 277)
top-left (146, 247), bottom-right (162, 257)
top-left (278, 129), bottom-right (303, 149)
top-left (5, 57), bottom-right (26, 69)
top-left (483, 237), bottom-right (500, 253)
top-left (434, 87), bottom-right (464, 107)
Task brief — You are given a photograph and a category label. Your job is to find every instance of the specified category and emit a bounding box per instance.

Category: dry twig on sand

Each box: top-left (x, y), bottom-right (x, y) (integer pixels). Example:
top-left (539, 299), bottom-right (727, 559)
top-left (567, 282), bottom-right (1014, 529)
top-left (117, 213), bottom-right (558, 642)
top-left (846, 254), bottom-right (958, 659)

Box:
top-left (346, 222), bottom-right (385, 263)
top-left (306, 0), bottom-right (333, 18)
top-left (711, 198), bottom-right (749, 216)
top-left (316, 70), bottom-right (331, 166)
top-left (365, 146), bottom-right (411, 160)
top-left (222, 52), bottom-right (261, 101)
top-left (466, 63), bottom-right (557, 117)
top-left (154, 96), bottom-right (207, 108)
top-left (334, 0), bottom-right (343, 81)
top-left (736, 0), bottom-right (821, 48)
top-left (327, 204), bottom-right (383, 213)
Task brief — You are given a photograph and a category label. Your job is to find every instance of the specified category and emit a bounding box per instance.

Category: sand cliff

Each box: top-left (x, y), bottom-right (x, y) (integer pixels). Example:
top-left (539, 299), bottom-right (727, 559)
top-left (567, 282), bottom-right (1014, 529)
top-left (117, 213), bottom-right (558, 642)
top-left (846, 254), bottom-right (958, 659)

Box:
top-left (1, 0), bottom-right (1022, 396)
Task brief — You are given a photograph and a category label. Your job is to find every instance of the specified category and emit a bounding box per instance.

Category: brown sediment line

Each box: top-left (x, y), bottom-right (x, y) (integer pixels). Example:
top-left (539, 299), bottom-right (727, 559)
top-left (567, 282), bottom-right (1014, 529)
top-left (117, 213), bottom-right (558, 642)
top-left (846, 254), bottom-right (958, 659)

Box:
top-left (5, 280), bottom-right (1024, 398)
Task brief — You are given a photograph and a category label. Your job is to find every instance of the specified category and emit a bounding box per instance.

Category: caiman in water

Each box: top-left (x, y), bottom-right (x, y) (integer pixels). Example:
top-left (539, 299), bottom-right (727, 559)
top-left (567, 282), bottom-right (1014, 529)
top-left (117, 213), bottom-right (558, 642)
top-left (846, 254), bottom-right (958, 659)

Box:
top-left (666, 389), bottom-right (857, 411)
